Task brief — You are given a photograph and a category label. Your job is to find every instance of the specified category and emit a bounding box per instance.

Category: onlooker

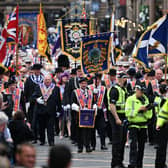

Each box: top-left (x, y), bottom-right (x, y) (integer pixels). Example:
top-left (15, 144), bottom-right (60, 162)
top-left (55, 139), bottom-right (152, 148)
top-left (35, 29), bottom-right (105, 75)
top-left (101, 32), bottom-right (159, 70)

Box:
top-left (0, 156), bottom-right (10, 168)
top-left (48, 145), bottom-right (72, 168)
top-left (8, 111), bottom-right (34, 151)
top-left (15, 143), bottom-right (36, 168)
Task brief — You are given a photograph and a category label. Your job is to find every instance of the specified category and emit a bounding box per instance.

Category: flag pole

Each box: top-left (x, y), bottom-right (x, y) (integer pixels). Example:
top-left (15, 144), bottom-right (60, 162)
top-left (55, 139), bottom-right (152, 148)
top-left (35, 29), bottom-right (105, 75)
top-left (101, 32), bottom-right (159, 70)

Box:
top-left (165, 54), bottom-right (167, 83)
top-left (16, 4), bottom-right (19, 76)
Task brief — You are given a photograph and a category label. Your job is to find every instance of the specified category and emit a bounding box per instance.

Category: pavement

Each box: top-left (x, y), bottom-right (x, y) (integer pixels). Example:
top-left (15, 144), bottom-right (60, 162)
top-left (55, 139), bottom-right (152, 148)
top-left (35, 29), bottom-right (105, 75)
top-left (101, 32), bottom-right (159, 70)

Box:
top-left (35, 136), bottom-right (163, 168)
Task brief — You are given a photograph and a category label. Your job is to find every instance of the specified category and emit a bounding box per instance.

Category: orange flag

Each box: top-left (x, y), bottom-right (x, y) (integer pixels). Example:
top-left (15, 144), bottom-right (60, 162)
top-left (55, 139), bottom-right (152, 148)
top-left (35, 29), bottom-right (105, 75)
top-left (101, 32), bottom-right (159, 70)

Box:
top-left (37, 3), bottom-right (52, 63)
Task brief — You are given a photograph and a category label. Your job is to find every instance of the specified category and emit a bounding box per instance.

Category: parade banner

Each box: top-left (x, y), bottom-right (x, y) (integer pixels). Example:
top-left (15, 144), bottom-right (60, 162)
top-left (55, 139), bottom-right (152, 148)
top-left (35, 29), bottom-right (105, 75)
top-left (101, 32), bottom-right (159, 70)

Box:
top-left (81, 32), bottom-right (111, 75)
top-left (79, 109), bottom-right (95, 128)
top-left (61, 19), bottom-right (90, 60)
top-left (19, 13), bottom-right (38, 47)
top-left (37, 4), bottom-right (51, 63)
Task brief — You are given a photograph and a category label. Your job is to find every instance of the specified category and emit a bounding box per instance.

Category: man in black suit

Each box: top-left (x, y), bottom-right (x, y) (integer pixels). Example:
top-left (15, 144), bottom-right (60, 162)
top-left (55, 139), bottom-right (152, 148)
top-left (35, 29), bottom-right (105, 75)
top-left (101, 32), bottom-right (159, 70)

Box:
top-left (64, 65), bottom-right (83, 144)
top-left (24, 64), bottom-right (43, 143)
top-left (33, 74), bottom-right (61, 146)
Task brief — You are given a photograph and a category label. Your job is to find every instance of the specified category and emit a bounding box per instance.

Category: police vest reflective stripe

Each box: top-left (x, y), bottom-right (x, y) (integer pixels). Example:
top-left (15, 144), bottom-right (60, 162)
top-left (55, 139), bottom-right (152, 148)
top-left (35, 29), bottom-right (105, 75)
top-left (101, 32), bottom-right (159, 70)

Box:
top-left (107, 85), bottom-right (126, 113)
top-left (115, 85), bottom-right (126, 113)
top-left (75, 89), bottom-right (93, 109)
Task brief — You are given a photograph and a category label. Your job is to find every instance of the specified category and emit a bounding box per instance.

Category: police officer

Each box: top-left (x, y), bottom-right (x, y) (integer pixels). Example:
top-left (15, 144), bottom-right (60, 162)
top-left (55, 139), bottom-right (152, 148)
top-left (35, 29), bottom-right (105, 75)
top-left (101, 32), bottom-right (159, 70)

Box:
top-left (107, 72), bottom-right (128, 168)
top-left (155, 86), bottom-right (168, 168)
top-left (125, 83), bottom-right (152, 168)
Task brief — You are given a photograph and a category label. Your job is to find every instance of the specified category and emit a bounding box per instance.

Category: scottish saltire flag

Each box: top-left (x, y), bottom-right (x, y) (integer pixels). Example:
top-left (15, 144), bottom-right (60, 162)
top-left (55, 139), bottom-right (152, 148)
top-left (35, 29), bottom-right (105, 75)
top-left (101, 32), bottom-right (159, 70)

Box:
top-left (148, 14), bottom-right (168, 56)
top-left (37, 4), bottom-right (52, 63)
top-left (6, 5), bottom-right (19, 44)
top-left (132, 28), bottom-right (153, 70)
top-left (81, 32), bottom-right (111, 74)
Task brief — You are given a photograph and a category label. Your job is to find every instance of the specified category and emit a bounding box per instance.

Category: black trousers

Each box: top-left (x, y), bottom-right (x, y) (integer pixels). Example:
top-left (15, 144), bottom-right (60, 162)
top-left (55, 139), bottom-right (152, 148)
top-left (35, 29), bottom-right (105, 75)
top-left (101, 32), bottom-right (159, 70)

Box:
top-left (38, 114), bottom-right (55, 144)
top-left (129, 127), bottom-right (147, 168)
top-left (91, 115), bottom-right (106, 148)
top-left (155, 124), bottom-right (168, 168)
top-left (77, 127), bottom-right (91, 150)
top-left (111, 115), bottom-right (127, 168)
top-left (70, 110), bottom-right (77, 142)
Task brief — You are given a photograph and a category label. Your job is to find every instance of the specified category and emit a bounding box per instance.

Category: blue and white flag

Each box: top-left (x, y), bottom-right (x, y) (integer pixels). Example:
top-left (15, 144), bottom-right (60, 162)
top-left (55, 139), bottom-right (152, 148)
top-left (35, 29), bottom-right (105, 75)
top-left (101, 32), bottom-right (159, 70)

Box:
top-left (132, 28), bottom-right (152, 71)
top-left (148, 15), bottom-right (168, 56)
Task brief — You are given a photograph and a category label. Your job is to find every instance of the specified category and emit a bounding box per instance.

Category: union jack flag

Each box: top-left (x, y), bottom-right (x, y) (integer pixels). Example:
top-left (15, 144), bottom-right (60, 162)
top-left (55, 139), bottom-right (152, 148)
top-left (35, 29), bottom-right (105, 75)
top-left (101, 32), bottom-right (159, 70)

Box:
top-left (6, 5), bottom-right (19, 44)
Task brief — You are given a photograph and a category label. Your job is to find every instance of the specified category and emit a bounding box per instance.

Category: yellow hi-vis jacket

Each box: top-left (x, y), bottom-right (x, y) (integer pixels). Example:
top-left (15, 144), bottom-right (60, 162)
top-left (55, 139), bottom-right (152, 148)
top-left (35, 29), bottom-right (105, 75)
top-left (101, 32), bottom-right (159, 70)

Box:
top-left (125, 94), bottom-right (152, 128)
top-left (156, 99), bottom-right (168, 127)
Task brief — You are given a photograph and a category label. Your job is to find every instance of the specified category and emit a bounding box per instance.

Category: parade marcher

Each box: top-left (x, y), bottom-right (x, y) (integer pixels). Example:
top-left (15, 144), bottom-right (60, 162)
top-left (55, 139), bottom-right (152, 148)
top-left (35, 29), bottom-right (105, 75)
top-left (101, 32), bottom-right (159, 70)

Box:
top-left (64, 65), bottom-right (83, 144)
top-left (71, 77), bottom-right (95, 153)
top-left (125, 83), bottom-right (152, 168)
top-left (32, 74), bottom-right (61, 146)
top-left (155, 69), bottom-right (164, 84)
top-left (2, 79), bottom-right (25, 120)
top-left (107, 73), bottom-right (128, 168)
top-left (57, 72), bottom-right (71, 139)
top-left (89, 73), bottom-right (108, 150)
top-left (105, 68), bottom-right (117, 90)
top-left (24, 63), bottom-right (43, 143)
top-left (155, 86), bottom-right (168, 168)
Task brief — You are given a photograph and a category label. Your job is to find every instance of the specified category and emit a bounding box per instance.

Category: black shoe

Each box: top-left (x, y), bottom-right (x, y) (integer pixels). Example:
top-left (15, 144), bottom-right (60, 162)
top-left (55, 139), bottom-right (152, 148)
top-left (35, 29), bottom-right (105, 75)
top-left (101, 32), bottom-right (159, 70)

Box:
top-left (71, 140), bottom-right (76, 144)
top-left (101, 146), bottom-right (108, 150)
top-left (78, 149), bottom-right (83, 153)
top-left (91, 147), bottom-right (95, 151)
top-left (49, 142), bottom-right (54, 146)
top-left (119, 163), bottom-right (126, 168)
top-left (40, 142), bottom-right (45, 146)
top-left (86, 148), bottom-right (92, 153)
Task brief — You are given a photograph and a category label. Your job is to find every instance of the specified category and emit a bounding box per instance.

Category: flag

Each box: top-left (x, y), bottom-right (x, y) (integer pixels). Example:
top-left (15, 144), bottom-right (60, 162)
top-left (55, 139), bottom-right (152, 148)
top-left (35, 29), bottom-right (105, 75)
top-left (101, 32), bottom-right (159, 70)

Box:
top-left (81, 32), bottom-right (111, 75)
top-left (52, 26), bottom-right (61, 55)
top-left (132, 28), bottom-right (152, 71)
top-left (61, 19), bottom-right (90, 60)
top-left (148, 14), bottom-right (168, 56)
top-left (6, 5), bottom-right (19, 44)
top-left (0, 28), bottom-right (7, 63)
top-left (37, 4), bottom-right (51, 63)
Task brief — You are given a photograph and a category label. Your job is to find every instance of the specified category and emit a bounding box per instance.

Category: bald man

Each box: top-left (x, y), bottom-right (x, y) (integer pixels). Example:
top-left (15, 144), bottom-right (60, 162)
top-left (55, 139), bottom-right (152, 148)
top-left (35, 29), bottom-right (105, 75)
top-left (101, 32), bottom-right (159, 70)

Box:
top-left (32, 75), bottom-right (62, 146)
top-left (155, 69), bottom-right (164, 84)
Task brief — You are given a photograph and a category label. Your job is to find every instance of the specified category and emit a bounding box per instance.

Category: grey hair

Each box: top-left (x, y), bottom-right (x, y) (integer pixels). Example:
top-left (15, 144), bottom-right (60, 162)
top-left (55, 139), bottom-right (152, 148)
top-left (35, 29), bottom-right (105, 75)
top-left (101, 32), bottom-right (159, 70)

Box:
top-left (0, 112), bottom-right (8, 125)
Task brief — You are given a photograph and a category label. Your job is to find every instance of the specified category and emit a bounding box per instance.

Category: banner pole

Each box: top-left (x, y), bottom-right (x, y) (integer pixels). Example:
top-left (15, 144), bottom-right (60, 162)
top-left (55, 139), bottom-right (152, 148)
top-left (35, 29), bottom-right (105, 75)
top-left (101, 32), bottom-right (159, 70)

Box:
top-left (165, 54), bottom-right (167, 83)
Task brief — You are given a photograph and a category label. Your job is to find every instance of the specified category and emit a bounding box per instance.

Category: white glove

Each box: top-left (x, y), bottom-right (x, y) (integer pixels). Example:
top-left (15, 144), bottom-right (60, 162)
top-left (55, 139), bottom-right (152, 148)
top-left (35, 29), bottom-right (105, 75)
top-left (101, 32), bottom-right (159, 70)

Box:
top-left (93, 88), bottom-right (99, 94)
top-left (63, 105), bottom-right (67, 111)
top-left (25, 102), bottom-right (30, 113)
top-left (66, 104), bottom-right (71, 110)
top-left (93, 104), bottom-right (97, 116)
top-left (36, 97), bottom-right (45, 105)
top-left (56, 112), bottom-right (61, 117)
top-left (72, 103), bottom-right (79, 112)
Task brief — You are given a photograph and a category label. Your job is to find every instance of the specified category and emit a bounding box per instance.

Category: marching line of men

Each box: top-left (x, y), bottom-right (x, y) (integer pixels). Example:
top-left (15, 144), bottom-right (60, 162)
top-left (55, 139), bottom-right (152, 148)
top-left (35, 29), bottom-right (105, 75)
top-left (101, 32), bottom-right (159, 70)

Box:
top-left (0, 62), bottom-right (167, 168)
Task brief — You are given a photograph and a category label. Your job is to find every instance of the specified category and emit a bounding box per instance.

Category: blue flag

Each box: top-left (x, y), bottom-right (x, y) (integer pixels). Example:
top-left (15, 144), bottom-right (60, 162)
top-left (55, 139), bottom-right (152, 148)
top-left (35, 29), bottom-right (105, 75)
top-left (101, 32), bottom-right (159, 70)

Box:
top-left (81, 32), bottom-right (111, 75)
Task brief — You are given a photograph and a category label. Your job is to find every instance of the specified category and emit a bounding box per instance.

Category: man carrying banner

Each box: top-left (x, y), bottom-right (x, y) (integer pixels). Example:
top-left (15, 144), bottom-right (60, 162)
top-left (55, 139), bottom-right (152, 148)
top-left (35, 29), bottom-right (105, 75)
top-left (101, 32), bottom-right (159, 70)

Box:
top-left (71, 77), bottom-right (96, 153)
top-left (89, 73), bottom-right (108, 150)
top-left (107, 73), bottom-right (128, 168)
